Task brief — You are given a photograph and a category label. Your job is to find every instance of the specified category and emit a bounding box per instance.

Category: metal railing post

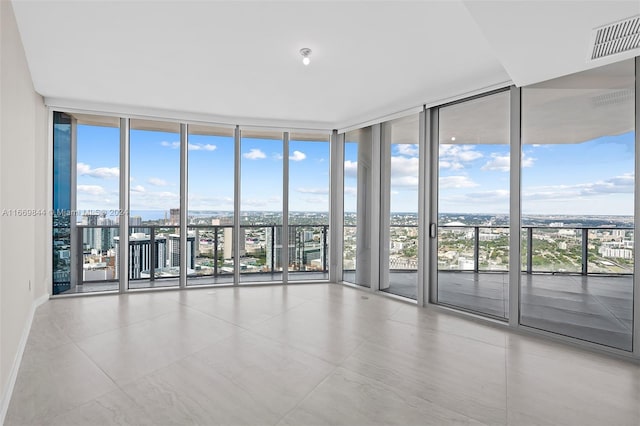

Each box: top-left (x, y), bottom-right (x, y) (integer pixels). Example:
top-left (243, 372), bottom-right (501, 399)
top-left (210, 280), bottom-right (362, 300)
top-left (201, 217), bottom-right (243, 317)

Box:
top-left (271, 225), bottom-right (275, 273)
top-left (527, 227), bottom-right (533, 274)
top-left (474, 226), bottom-right (480, 273)
top-left (214, 226), bottom-right (219, 277)
top-left (323, 225), bottom-right (328, 273)
top-left (582, 228), bottom-right (589, 275)
top-left (76, 226), bottom-right (84, 286)
top-left (150, 227), bottom-right (155, 281)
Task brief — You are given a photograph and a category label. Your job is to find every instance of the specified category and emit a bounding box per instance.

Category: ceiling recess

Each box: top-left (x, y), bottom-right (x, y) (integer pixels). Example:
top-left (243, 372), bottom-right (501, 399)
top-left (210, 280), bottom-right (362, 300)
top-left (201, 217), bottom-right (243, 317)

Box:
top-left (590, 15), bottom-right (640, 60)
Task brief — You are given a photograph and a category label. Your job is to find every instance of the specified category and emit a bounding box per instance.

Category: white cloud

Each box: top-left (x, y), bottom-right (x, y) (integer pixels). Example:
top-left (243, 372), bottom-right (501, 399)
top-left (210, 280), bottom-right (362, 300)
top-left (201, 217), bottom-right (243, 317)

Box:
top-left (77, 162), bottom-right (119, 179)
top-left (189, 143), bottom-right (217, 151)
top-left (243, 149), bottom-right (266, 160)
top-left (148, 177), bottom-right (169, 187)
top-left (344, 186), bottom-right (357, 195)
top-left (481, 152), bottom-right (535, 172)
top-left (524, 173), bottom-right (635, 201)
top-left (439, 176), bottom-right (479, 189)
top-left (344, 160), bottom-right (358, 177)
top-left (391, 156), bottom-right (419, 189)
top-left (439, 144), bottom-right (482, 170)
top-left (188, 194), bottom-right (234, 209)
top-left (396, 144), bottom-right (418, 157)
top-left (77, 185), bottom-right (105, 195)
top-left (290, 150), bottom-right (306, 161)
top-left (463, 189), bottom-right (510, 202)
top-left (241, 197), bottom-right (281, 208)
top-left (303, 197), bottom-right (328, 205)
top-left (162, 141), bottom-right (217, 151)
top-left (131, 185), bottom-right (146, 193)
top-left (160, 141), bottom-right (180, 149)
top-left (297, 188), bottom-right (329, 194)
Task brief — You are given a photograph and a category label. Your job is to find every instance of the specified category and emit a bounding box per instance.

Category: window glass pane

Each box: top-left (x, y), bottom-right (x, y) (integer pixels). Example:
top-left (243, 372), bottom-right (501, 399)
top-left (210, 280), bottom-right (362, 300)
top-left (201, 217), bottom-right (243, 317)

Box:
top-left (437, 91), bottom-right (510, 319)
top-left (343, 128), bottom-right (371, 287)
top-left (128, 120), bottom-right (181, 289)
top-left (240, 130), bottom-right (283, 283)
top-left (76, 116), bottom-right (120, 293)
top-left (382, 115), bottom-right (419, 299)
top-left (187, 125), bottom-right (235, 286)
top-left (289, 133), bottom-right (330, 281)
top-left (521, 60), bottom-right (635, 351)
top-left (52, 112), bottom-right (72, 295)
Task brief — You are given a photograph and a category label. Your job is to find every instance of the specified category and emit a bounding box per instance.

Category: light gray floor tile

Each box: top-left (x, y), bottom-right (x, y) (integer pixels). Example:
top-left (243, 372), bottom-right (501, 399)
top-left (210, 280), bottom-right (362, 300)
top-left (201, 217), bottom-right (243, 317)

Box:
top-left (75, 306), bottom-right (240, 386)
top-left (119, 355), bottom-right (283, 425)
top-left (47, 389), bottom-right (150, 426)
top-left (279, 367), bottom-right (487, 426)
top-left (505, 345), bottom-right (640, 426)
top-left (171, 285), bottom-right (309, 327)
top-left (7, 284), bottom-right (640, 426)
top-left (5, 343), bottom-right (117, 425)
top-left (192, 330), bottom-right (335, 417)
top-left (345, 324), bottom-right (508, 425)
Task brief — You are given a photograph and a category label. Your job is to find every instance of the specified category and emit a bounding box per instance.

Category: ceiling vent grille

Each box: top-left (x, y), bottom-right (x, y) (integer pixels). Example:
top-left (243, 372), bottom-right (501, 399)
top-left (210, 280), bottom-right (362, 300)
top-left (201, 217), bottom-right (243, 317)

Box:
top-left (590, 15), bottom-right (640, 60)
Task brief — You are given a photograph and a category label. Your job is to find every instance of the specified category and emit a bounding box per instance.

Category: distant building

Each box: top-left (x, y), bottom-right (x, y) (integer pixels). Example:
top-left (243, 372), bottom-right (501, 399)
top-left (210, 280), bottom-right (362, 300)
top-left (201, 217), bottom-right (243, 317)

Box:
top-left (114, 233), bottom-right (167, 279)
top-left (223, 227), bottom-right (245, 259)
top-left (167, 234), bottom-right (196, 269)
top-left (169, 208), bottom-right (180, 225)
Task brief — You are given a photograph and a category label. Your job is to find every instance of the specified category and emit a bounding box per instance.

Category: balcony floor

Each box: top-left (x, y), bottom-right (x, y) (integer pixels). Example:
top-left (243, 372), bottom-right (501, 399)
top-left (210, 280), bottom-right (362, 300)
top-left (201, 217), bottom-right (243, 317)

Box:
top-left (7, 284), bottom-right (640, 426)
top-left (383, 271), bottom-right (633, 351)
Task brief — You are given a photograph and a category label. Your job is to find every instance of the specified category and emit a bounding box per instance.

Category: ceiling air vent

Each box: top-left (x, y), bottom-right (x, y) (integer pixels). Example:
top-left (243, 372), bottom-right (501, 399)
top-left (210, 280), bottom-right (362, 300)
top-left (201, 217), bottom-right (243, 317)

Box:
top-left (590, 15), bottom-right (640, 60)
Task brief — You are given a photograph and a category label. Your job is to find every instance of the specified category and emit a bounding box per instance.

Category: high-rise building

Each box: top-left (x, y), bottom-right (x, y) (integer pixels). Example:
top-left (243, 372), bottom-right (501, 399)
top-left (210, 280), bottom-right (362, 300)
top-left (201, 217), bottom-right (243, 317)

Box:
top-left (167, 233), bottom-right (196, 269)
top-left (169, 208), bottom-right (180, 225)
top-left (114, 233), bottom-right (167, 279)
top-left (223, 227), bottom-right (245, 259)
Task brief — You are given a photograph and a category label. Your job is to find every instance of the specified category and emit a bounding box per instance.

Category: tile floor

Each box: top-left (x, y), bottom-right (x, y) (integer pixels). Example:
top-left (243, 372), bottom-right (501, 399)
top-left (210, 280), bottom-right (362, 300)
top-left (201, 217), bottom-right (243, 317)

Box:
top-left (6, 283), bottom-right (640, 425)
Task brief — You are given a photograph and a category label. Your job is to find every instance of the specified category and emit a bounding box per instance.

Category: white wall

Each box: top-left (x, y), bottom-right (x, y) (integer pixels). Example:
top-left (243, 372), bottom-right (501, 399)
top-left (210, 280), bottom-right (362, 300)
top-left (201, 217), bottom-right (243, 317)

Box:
top-left (0, 0), bottom-right (48, 419)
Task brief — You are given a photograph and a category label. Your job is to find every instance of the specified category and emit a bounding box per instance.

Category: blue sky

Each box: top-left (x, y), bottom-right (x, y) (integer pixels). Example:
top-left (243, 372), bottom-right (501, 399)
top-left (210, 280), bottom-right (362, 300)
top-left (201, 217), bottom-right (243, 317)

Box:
top-left (439, 131), bottom-right (635, 215)
top-left (76, 124), bottom-right (635, 218)
top-left (76, 125), bottom-right (330, 220)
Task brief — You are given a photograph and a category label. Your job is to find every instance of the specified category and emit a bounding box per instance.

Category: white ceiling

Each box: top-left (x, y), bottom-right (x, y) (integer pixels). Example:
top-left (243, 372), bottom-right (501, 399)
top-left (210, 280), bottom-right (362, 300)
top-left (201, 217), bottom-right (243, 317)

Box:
top-left (10, 0), bottom-right (640, 131)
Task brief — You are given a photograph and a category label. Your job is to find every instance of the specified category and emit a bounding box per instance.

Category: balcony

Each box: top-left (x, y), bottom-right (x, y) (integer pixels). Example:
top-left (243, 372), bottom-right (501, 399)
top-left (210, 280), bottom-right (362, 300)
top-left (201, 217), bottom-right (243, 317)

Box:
top-left (70, 224), bottom-right (329, 293)
top-left (382, 225), bottom-right (634, 351)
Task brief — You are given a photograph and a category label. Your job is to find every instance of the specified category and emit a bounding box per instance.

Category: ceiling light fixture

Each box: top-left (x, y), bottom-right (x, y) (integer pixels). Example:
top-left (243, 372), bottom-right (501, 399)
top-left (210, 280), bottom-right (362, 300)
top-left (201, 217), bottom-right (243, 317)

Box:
top-left (300, 48), bottom-right (312, 66)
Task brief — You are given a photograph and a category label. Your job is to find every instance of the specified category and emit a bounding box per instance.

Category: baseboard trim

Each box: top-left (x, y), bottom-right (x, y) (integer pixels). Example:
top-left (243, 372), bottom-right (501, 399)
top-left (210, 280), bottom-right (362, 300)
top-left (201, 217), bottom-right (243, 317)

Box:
top-left (0, 293), bottom-right (49, 425)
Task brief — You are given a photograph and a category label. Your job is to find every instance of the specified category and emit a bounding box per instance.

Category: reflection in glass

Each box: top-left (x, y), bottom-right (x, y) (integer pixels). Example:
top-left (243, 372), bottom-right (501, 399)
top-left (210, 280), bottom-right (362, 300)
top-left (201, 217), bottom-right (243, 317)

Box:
top-left (437, 91), bottom-right (510, 319)
top-left (52, 112), bottom-right (72, 295)
top-left (521, 59), bottom-right (635, 351)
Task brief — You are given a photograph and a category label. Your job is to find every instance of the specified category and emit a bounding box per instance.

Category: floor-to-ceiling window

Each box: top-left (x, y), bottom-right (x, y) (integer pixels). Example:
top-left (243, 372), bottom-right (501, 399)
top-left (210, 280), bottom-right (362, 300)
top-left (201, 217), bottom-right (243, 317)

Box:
top-left (288, 133), bottom-right (330, 281)
top-left (128, 120), bottom-right (181, 289)
top-left (187, 125), bottom-right (235, 286)
top-left (240, 130), bottom-right (283, 283)
top-left (75, 115), bottom-right (120, 293)
top-left (342, 128), bottom-right (372, 287)
top-left (381, 115), bottom-right (419, 299)
top-left (437, 91), bottom-right (511, 318)
top-left (52, 112), bottom-right (73, 295)
top-left (520, 60), bottom-right (635, 351)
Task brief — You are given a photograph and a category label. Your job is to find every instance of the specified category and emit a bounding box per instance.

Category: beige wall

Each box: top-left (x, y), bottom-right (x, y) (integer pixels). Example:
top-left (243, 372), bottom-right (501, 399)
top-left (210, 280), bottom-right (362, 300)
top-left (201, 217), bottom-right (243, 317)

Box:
top-left (0, 0), bottom-right (48, 410)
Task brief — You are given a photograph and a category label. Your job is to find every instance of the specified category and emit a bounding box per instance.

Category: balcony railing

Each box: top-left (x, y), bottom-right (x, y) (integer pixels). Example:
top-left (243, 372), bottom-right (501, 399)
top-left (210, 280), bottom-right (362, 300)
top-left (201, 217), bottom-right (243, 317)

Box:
top-left (439, 225), bottom-right (634, 275)
top-left (76, 224), bottom-right (329, 285)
